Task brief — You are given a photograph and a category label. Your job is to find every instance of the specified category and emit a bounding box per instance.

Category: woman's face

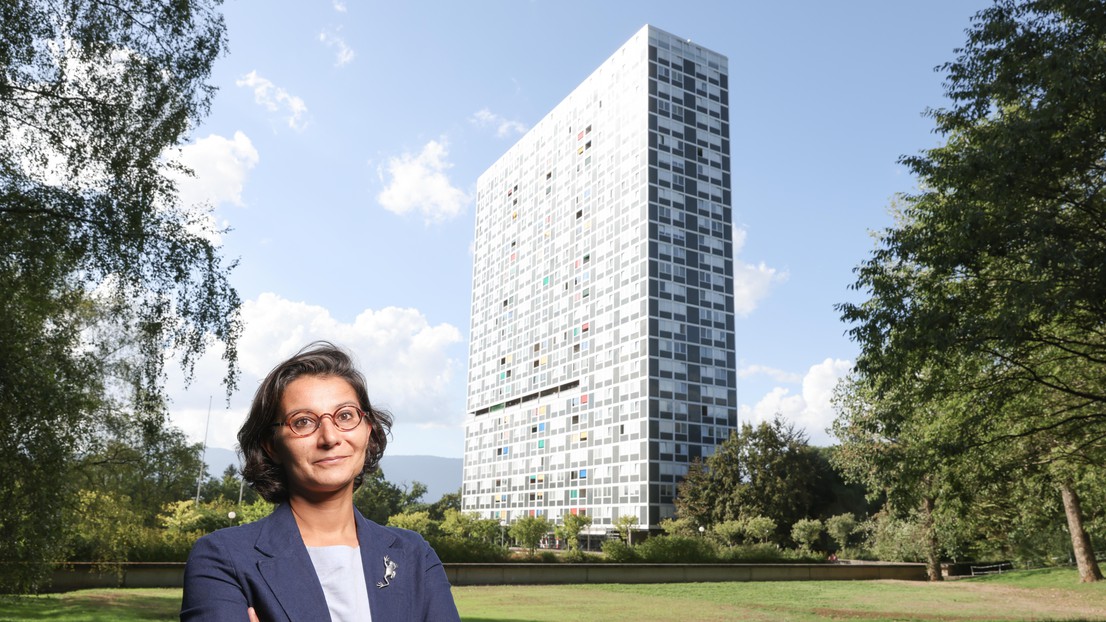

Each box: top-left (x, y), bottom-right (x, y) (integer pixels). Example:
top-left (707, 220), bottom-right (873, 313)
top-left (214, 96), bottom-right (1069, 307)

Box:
top-left (264, 375), bottom-right (372, 501)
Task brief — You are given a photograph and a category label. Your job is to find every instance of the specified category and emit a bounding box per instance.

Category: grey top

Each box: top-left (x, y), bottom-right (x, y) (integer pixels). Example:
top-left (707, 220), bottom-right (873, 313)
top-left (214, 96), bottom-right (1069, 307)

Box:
top-left (307, 545), bottom-right (372, 622)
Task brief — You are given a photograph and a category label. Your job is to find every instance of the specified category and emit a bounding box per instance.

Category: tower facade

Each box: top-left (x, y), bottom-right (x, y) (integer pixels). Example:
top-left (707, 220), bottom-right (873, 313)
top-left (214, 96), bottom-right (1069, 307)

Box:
top-left (462, 25), bottom-right (736, 533)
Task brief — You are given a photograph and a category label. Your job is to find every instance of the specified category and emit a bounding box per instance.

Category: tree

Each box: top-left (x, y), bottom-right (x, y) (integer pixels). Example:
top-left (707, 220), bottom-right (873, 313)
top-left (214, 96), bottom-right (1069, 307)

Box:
top-left (675, 417), bottom-right (826, 538)
top-left (1, 0), bottom-right (238, 592)
top-left (790, 518), bottom-right (824, 553)
top-left (710, 519), bottom-right (744, 546)
top-left (615, 514), bottom-right (639, 546)
top-left (440, 509), bottom-right (499, 544)
top-left (509, 515), bottom-right (552, 558)
top-left (427, 490), bottom-right (461, 521)
top-left (76, 409), bottom-right (209, 523)
top-left (387, 511), bottom-right (438, 538)
top-left (743, 516), bottom-right (777, 545)
top-left (352, 470), bottom-right (427, 524)
top-left (556, 513), bottom-right (592, 552)
top-left (826, 514), bottom-right (858, 552)
top-left (201, 465), bottom-right (260, 506)
top-left (838, 0), bottom-right (1106, 582)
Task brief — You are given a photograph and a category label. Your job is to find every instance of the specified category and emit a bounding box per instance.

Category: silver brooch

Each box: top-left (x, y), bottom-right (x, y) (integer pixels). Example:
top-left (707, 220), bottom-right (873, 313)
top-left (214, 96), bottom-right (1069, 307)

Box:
top-left (376, 555), bottom-right (397, 588)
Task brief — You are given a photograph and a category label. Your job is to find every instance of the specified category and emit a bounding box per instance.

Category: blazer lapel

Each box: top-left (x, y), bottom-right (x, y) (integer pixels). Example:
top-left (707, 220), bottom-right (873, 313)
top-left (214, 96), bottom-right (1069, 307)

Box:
top-left (357, 511), bottom-right (405, 619)
top-left (255, 504), bottom-right (332, 622)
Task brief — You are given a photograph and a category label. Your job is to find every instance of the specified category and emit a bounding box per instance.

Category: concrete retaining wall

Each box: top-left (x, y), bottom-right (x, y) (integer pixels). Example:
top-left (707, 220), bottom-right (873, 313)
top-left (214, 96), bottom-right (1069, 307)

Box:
top-left (46, 561), bottom-right (925, 592)
top-left (444, 562), bottom-right (926, 585)
top-left (48, 563), bottom-right (186, 592)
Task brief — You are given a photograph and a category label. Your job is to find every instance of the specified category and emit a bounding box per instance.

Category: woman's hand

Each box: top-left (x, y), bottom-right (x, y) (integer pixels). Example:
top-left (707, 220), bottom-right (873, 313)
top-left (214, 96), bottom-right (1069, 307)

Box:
top-left (248, 606), bottom-right (260, 622)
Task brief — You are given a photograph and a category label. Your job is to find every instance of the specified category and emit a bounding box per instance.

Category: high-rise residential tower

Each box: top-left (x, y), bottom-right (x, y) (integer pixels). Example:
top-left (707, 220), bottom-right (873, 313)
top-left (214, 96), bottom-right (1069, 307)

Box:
top-left (462, 25), bottom-right (736, 534)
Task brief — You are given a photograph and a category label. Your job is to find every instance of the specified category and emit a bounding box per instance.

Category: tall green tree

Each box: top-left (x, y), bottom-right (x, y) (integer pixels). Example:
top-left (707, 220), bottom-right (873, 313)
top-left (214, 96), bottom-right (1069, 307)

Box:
top-left (509, 515), bottom-right (552, 558)
top-left (838, 0), bottom-right (1106, 582)
top-left (0, 0), bottom-right (237, 592)
top-left (675, 417), bottom-right (830, 540)
top-left (353, 470), bottom-right (427, 524)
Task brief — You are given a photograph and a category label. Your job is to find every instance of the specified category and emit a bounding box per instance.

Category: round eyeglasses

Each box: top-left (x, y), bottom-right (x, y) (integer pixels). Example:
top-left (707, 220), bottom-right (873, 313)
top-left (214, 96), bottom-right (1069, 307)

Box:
top-left (272, 406), bottom-right (366, 437)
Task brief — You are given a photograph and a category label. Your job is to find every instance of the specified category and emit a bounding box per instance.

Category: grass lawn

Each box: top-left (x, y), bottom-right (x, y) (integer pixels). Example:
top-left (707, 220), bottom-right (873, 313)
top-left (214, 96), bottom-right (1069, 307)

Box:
top-left (1, 568), bottom-right (1102, 621)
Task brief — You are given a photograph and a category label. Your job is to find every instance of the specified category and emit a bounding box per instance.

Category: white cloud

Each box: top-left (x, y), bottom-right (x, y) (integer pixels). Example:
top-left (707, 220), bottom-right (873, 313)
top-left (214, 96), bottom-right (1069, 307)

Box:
top-left (171, 132), bottom-right (259, 209)
top-left (167, 293), bottom-right (464, 452)
top-left (377, 140), bottom-right (469, 223)
top-left (162, 131), bottom-right (258, 245)
top-left (471, 108), bottom-right (528, 138)
top-left (332, 0), bottom-right (347, 12)
top-left (731, 226), bottom-right (787, 317)
top-left (737, 364), bottom-right (802, 384)
top-left (319, 30), bottom-right (355, 67)
top-left (236, 71), bottom-right (309, 131)
top-left (743, 358), bottom-right (852, 446)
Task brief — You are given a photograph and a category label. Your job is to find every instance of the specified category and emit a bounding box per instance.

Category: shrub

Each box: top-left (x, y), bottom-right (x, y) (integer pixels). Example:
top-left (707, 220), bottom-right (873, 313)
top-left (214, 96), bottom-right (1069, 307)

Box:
top-left (716, 543), bottom-right (785, 563)
top-left (658, 517), bottom-right (699, 537)
top-left (563, 548), bottom-right (598, 563)
top-left (636, 535), bottom-right (716, 563)
top-left (538, 551), bottom-right (559, 563)
top-left (509, 515), bottom-right (552, 558)
top-left (791, 518), bottom-right (824, 552)
top-left (388, 511), bottom-right (439, 538)
top-left (426, 536), bottom-right (508, 563)
top-left (826, 513), bottom-right (858, 551)
top-left (711, 519), bottom-right (745, 546)
top-left (602, 539), bottom-right (638, 563)
top-left (743, 515), bottom-right (777, 544)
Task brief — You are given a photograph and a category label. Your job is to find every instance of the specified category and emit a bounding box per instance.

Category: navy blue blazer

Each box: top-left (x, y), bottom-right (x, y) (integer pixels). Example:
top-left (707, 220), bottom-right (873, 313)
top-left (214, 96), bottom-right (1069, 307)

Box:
top-left (181, 503), bottom-right (460, 621)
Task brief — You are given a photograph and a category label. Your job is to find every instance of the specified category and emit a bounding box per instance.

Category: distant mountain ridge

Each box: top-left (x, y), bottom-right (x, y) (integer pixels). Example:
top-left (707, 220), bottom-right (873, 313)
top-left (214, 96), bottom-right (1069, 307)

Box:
top-left (202, 448), bottom-right (462, 503)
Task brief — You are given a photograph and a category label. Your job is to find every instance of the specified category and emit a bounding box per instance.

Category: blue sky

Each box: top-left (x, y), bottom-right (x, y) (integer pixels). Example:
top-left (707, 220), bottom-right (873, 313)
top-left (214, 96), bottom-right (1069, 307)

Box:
top-left (165, 0), bottom-right (992, 457)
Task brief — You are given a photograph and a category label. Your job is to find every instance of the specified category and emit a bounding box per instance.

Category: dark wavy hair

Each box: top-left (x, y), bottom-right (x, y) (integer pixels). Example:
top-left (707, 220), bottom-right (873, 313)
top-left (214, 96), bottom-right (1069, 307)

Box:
top-left (239, 341), bottom-right (393, 504)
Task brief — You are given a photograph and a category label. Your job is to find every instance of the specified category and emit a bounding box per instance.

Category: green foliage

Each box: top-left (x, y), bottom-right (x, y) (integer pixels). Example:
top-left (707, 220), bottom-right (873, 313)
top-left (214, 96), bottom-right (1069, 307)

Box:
top-left (387, 511), bottom-right (438, 538)
top-left (675, 417), bottom-right (840, 539)
top-left (425, 536), bottom-right (508, 564)
top-left (860, 513), bottom-right (930, 564)
top-left (0, 0), bottom-right (237, 593)
top-left (440, 509), bottom-right (500, 544)
top-left (743, 516), bottom-right (777, 544)
top-left (427, 490), bottom-right (461, 521)
top-left (836, 0), bottom-right (1106, 582)
top-left (509, 515), bottom-right (552, 558)
top-left (352, 469), bottom-right (427, 524)
top-left (66, 490), bottom-right (144, 567)
top-left (790, 518), bottom-right (824, 552)
top-left (555, 513), bottom-right (592, 551)
top-left (715, 543), bottom-right (790, 563)
top-left (635, 535), bottom-right (716, 563)
top-left (614, 514), bottom-right (638, 545)
top-left (710, 519), bottom-right (745, 546)
top-left (826, 514), bottom-right (858, 551)
top-left (235, 499), bottom-right (276, 524)
top-left (77, 410), bottom-right (208, 526)
top-left (658, 517), bottom-right (698, 537)
top-left (601, 539), bottom-right (638, 562)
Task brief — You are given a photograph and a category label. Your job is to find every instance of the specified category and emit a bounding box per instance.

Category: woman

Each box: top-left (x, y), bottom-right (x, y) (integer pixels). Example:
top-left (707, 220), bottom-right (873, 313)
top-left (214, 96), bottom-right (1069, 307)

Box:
top-left (181, 342), bottom-right (460, 621)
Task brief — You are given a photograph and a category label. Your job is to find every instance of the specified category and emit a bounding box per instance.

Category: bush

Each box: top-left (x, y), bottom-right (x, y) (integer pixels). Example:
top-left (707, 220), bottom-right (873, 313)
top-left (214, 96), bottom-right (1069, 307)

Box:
top-left (710, 519), bottom-right (744, 546)
top-left (426, 536), bottom-right (508, 563)
top-left (563, 548), bottom-right (598, 563)
top-left (744, 515), bottom-right (777, 544)
top-left (826, 513), bottom-right (858, 551)
top-left (636, 535), bottom-right (716, 563)
top-left (128, 528), bottom-right (197, 563)
top-left (791, 518), bottom-right (824, 552)
top-left (716, 543), bottom-right (785, 563)
top-left (601, 539), bottom-right (638, 563)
